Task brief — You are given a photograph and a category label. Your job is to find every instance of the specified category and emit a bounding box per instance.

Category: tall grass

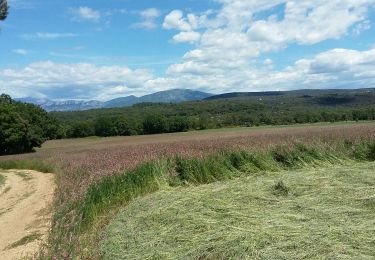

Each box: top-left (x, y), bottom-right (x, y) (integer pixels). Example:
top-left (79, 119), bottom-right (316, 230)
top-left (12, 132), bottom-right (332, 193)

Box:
top-left (81, 161), bottom-right (170, 226)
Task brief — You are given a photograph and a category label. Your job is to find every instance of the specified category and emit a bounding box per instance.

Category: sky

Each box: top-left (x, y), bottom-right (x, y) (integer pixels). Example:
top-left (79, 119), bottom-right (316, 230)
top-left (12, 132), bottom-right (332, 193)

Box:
top-left (0, 0), bottom-right (375, 101)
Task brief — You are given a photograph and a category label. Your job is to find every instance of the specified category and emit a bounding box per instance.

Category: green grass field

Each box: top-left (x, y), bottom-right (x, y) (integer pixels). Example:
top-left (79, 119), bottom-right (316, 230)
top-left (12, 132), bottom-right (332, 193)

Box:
top-left (101, 162), bottom-right (375, 260)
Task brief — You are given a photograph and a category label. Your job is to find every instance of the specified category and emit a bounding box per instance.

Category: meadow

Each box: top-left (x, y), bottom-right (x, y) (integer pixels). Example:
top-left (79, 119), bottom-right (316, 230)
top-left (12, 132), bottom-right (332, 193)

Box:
top-left (0, 122), bottom-right (374, 258)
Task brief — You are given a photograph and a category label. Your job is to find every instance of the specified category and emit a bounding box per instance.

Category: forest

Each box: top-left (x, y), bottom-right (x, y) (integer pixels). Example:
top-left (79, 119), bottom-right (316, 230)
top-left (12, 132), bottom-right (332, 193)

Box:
top-left (0, 94), bottom-right (62, 155)
top-left (54, 89), bottom-right (375, 138)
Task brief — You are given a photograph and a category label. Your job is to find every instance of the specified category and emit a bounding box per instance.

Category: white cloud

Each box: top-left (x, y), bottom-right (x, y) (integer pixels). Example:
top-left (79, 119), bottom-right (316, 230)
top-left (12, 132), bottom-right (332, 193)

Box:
top-left (140, 8), bottom-right (160, 19)
top-left (131, 8), bottom-right (160, 29)
top-left (161, 0), bottom-right (375, 93)
top-left (352, 20), bottom-right (371, 35)
top-left (163, 10), bottom-right (197, 31)
top-left (163, 10), bottom-right (201, 44)
top-left (3, 0), bottom-right (375, 100)
top-left (263, 59), bottom-right (274, 69)
top-left (12, 49), bottom-right (31, 55)
top-left (2, 46), bottom-right (375, 100)
top-left (0, 61), bottom-right (154, 100)
top-left (70, 6), bottom-right (101, 22)
top-left (172, 31), bottom-right (201, 43)
top-left (247, 0), bottom-right (374, 46)
top-left (160, 46), bottom-right (375, 94)
top-left (263, 47), bottom-right (375, 90)
top-left (21, 32), bottom-right (78, 40)
top-left (308, 48), bottom-right (375, 74)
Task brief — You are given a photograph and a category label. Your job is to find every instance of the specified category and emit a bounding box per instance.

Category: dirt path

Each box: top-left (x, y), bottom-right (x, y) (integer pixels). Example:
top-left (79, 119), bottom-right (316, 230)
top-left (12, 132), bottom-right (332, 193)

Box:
top-left (0, 170), bottom-right (55, 260)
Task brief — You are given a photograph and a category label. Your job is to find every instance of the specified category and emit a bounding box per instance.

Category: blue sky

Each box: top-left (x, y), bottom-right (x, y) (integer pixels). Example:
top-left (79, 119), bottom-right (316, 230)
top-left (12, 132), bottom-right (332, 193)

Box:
top-left (1, 0), bottom-right (375, 101)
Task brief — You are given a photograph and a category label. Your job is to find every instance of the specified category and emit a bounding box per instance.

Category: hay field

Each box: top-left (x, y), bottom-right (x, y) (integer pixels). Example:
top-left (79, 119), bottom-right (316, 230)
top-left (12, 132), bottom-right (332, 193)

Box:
top-left (101, 162), bottom-right (375, 259)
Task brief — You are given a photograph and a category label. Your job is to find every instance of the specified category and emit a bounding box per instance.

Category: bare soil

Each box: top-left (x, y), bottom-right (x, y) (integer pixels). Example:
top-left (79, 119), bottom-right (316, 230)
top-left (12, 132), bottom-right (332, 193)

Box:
top-left (0, 170), bottom-right (54, 260)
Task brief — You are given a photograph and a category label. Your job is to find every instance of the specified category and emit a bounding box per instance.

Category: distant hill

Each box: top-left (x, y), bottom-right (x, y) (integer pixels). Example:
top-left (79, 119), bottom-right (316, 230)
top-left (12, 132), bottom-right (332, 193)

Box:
top-left (103, 95), bottom-right (139, 108)
top-left (15, 97), bottom-right (104, 112)
top-left (204, 88), bottom-right (375, 101)
top-left (17, 89), bottom-right (213, 112)
top-left (142, 89), bottom-right (212, 103)
top-left (17, 88), bottom-right (375, 112)
top-left (104, 89), bottom-right (212, 108)
top-left (204, 91), bottom-right (285, 100)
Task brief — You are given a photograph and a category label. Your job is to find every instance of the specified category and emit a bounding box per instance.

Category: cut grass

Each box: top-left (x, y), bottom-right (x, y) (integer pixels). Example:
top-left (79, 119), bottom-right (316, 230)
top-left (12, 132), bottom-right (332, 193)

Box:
top-left (15, 172), bottom-right (33, 181)
top-left (101, 162), bottom-right (375, 259)
top-left (0, 174), bottom-right (5, 187)
top-left (6, 232), bottom-right (42, 250)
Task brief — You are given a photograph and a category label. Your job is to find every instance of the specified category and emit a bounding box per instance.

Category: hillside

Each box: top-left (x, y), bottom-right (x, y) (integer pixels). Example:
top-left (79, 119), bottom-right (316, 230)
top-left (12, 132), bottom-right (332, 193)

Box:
top-left (53, 88), bottom-right (375, 124)
top-left (17, 88), bottom-right (375, 112)
top-left (205, 88), bottom-right (375, 102)
top-left (104, 89), bottom-right (212, 108)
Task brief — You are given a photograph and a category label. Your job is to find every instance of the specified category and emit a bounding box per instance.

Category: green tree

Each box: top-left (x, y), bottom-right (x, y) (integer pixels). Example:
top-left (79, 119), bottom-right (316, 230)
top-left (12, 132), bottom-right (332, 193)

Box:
top-left (0, 0), bottom-right (8, 21)
top-left (168, 116), bottom-right (189, 132)
top-left (142, 114), bottom-right (168, 134)
top-left (0, 94), bottom-right (61, 155)
top-left (0, 103), bottom-right (44, 154)
top-left (68, 121), bottom-right (95, 138)
top-left (94, 116), bottom-right (132, 137)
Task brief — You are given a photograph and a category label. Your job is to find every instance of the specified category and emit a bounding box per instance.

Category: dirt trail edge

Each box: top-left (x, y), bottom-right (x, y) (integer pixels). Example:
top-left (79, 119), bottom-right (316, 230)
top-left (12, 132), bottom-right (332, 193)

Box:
top-left (0, 170), bottom-right (55, 260)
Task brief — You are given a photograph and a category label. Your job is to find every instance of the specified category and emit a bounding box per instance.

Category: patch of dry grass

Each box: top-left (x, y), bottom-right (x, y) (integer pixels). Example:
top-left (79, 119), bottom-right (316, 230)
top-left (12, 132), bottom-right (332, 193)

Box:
top-left (6, 232), bottom-right (42, 250)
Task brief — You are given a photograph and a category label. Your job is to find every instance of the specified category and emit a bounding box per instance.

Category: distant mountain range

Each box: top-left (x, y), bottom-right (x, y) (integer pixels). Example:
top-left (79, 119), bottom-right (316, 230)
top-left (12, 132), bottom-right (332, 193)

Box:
top-left (104, 89), bottom-right (212, 108)
top-left (204, 88), bottom-right (375, 101)
top-left (16, 89), bottom-right (213, 112)
top-left (16, 88), bottom-right (375, 112)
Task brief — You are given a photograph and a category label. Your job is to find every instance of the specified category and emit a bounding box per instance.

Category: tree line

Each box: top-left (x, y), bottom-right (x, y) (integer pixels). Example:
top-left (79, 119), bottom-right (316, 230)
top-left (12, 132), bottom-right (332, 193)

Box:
top-left (62, 107), bottom-right (375, 138)
top-left (57, 91), bottom-right (375, 138)
top-left (0, 94), bottom-right (62, 155)
top-left (66, 114), bottom-right (208, 138)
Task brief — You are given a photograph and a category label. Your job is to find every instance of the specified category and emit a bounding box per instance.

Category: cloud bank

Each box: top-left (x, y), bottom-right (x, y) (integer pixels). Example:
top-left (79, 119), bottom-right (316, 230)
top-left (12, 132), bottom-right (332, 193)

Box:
top-left (2, 0), bottom-right (375, 100)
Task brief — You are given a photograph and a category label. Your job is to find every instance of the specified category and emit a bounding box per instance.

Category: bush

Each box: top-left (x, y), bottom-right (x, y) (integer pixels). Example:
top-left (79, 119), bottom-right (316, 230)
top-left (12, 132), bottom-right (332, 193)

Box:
top-left (143, 114), bottom-right (168, 134)
top-left (68, 121), bottom-right (95, 138)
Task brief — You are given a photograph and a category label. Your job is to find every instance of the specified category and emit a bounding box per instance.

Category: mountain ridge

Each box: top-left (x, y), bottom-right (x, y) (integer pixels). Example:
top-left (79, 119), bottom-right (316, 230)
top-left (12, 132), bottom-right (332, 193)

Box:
top-left (16, 88), bottom-right (375, 112)
top-left (204, 88), bottom-right (375, 100)
top-left (16, 89), bottom-right (213, 112)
